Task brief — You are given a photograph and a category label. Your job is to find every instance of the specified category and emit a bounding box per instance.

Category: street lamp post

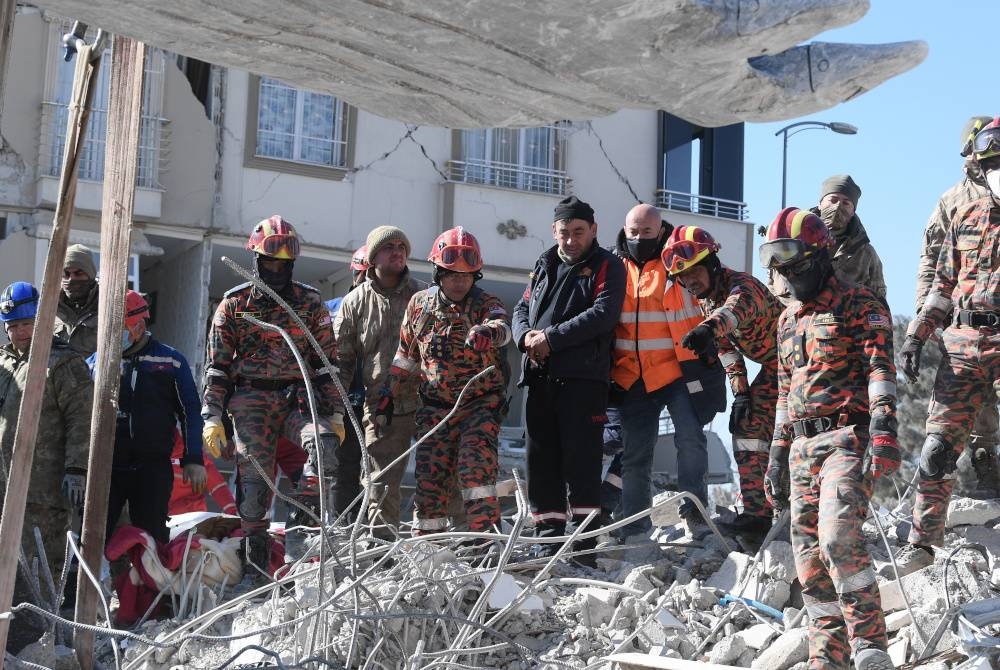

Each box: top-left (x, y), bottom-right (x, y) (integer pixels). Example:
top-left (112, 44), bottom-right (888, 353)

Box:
top-left (776, 121), bottom-right (858, 207)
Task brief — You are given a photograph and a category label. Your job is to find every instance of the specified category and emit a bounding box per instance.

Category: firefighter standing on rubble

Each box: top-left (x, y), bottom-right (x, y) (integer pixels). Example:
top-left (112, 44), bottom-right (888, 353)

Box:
top-left (663, 225), bottom-right (784, 535)
top-left (761, 208), bottom-right (898, 670)
top-left (896, 117), bottom-right (1000, 575)
top-left (202, 215), bottom-right (344, 575)
top-left (380, 228), bottom-right (510, 535)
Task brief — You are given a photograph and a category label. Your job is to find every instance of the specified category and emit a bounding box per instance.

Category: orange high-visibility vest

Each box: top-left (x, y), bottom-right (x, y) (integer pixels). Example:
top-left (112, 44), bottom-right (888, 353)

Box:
top-left (612, 258), bottom-right (703, 393)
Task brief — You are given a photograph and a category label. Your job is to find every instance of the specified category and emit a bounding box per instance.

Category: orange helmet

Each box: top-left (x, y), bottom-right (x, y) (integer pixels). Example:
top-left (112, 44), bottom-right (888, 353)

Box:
top-left (759, 207), bottom-right (833, 269)
top-left (247, 215), bottom-right (300, 260)
top-left (662, 226), bottom-right (721, 276)
top-left (350, 245), bottom-right (369, 272)
top-left (124, 290), bottom-right (150, 329)
top-left (973, 117), bottom-right (1000, 163)
top-left (428, 227), bottom-right (483, 273)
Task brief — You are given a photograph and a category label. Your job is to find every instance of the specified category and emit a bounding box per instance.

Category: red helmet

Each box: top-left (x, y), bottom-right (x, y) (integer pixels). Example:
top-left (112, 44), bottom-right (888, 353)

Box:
top-left (428, 227), bottom-right (483, 273)
top-left (247, 215), bottom-right (300, 260)
top-left (759, 207), bottom-right (833, 269)
top-left (973, 117), bottom-right (1000, 163)
top-left (350, 245), bottom-right (369, 272)
top-left (124, 290), bottom-right (149, 329)
top-left (662, 226), bottom-right (721, 276)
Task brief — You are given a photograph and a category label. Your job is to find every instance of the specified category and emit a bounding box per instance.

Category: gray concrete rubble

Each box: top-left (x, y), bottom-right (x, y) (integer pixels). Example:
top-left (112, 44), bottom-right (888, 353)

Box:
top-left (28, 0), bottom-right (925, 128)
top-left (12, 495), bottom-right (996, 669)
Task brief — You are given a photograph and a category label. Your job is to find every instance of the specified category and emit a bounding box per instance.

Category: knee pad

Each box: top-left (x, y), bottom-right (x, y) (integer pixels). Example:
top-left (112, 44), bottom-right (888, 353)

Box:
top-left (918, 434), bottom-right (957, 481)
top-left (238, 478), bottom-right (272, 522)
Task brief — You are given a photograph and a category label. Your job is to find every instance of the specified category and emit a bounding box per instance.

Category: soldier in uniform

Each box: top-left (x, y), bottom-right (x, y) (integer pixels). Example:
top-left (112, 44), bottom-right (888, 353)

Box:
top-left (0, 282), bottom-right (93, 650)
top-left (54, 244), bottom-right (101, 357)
top-left (202, 216), bottom-right (344, 574)
top-left (897, 117), bottom-right (1000, 574)
top-left (380, 228), bottom-right (510, 535)
top-left (769, 175), bottom-right (886, 305)
top-left (663, 225), bottom-right (784, 535)
top-left (761, 208), bottom-right (898, 670)
top-left (912, 116), bottom-right (999, 499)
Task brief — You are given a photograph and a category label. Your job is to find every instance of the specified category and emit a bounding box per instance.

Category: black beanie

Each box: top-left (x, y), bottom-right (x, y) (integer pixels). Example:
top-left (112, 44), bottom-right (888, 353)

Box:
top-left (553, 196), bottom-right (595, 224)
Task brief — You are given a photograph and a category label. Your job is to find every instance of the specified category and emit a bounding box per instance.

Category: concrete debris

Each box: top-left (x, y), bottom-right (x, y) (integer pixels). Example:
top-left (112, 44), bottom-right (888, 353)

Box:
top-left (947, 498), bottom-right (1000, 528)
top-left (751, 627), bottom-right (809, 670)
top-left (763, 540), bottom-right (797, 583)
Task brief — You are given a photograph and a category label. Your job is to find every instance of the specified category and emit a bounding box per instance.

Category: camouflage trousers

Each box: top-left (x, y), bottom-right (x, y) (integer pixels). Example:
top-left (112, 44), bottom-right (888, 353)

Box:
top-left (732, 364), bottom-right (778, 519)
top-left (911, 326), bottom-right (1000, 547)
top-left (790, 426), bottom-right (887, 669)
top-left (412, 400), bottom-right (501, 534)
top-left (229, 386), bottom-right (334, 534)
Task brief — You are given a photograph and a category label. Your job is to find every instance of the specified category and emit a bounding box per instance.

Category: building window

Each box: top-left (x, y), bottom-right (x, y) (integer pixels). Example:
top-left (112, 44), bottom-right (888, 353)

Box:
top-left (245, 76), bottom-right (354, 178)
top-left (449, 126), bottom-right (569, 195)
top-left (43, 26), bottom-right (166, 189)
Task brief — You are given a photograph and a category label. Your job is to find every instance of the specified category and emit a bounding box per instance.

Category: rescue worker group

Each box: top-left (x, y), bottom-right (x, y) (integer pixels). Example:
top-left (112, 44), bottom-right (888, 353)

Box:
top-left (3, 115), bottom-right (1000, 669)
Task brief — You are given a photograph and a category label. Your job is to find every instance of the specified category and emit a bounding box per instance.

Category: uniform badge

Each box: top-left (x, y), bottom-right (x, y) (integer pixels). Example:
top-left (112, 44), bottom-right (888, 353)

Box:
top-left (867, 313), bottom-right (891, 330)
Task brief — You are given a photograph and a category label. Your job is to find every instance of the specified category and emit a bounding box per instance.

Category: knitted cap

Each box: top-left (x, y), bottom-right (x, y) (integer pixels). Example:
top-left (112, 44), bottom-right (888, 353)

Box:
top-left (64, 243), bottom-right (97, 279)
top-left (819, 175), bottom-right (861, 206)
top-left (365, 226), bottom-right (411, 264)
top-left (553, 196), bottom-right (595, 224)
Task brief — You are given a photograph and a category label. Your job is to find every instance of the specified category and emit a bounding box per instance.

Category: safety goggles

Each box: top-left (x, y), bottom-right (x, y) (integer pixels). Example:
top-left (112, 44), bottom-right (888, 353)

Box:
top-left (260, 234), bottom-right (300, 259)
top-left (758, 238), bottom-right (809, 269)
top-left (0, 296), bottom-right (34, 315)
top-left (662, 240), bottom-right (701, 273)
top-left (973, 125), bottom-right (1000, 156)
top-left (440, 246), bottom-right (481, 268)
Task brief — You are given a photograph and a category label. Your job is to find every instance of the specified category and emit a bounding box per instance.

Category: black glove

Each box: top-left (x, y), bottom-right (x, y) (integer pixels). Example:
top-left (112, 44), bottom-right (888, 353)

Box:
top-left (763, 444), bottom-right (790, 512)
top-left (899, 335), bottom-right (924, 383)
top-left (729, 392), bottom-right (752, 434)
top-left (373, 393), bottom-right (394, 436)
top-left (681, 323), bottom-right (716, 357)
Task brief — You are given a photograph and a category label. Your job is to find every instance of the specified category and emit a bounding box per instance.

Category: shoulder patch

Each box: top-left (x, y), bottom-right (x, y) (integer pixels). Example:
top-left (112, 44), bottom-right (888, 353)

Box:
top-left (223, 282), bottom-right (253, 298)
top-left (293, 280), bottom-right (320, 294)
top-left (867, 313), bottom-right (892, 330)
top-left (213, 310), bottom-right (228, 327)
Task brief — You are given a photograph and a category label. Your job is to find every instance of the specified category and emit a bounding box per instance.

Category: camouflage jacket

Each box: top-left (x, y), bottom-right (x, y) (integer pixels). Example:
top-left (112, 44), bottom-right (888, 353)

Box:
top-left (392, 285), bottom-right (511, 408)
top-left (0, 338), bottom-right (93, 502)
top-left (54, 284), bottom-right (100, 358)
top-left (915, 165), bottom-right (989, 313)
top-left (910, 196), bottom-right (1000, 341)
top-left (203, 281), bottom-right (341, 418)
top-left (772, 274), bottom-right (897, 452)
top-left (768, 213), bottom-right (886, 305)
top-left (700, 267), bottom-right (782, 395)
top-left (334, 269), bottom-right (424, 414)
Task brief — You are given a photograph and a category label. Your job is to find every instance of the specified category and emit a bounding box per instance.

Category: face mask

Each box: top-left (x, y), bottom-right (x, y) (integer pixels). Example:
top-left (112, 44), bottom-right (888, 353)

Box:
top-left (122, 330), bottom-right (133, 350)
top-left (819, 203), bottom-right (852, 237)
top-left (626, 237), bottom-right (660, 264)
top-left (987, 169), bottom-right (1000, 200)
top-left (781, 252), bottom-right (830, 302)
top-left (61, 278), bottom-right (94, 302)
top-left (256, 259), bottom-right (294, 292)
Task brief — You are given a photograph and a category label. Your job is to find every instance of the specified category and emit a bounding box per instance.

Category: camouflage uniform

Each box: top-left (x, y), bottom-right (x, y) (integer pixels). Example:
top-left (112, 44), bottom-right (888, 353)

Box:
top-left (769, 215), bottom-right (886, 306)
top-left (907, 197), bottom-right (1000, 547)
top-left (773, 274), bottom-right (896, 668)
top-left (915, 168), bottom-right (998, 495)
top-left (203, 281), bottom-right (342, 536)
top-left (334, 269), bottom-right (423, 535)
top-left (700, 267), bottom-right (782, 519)
top-left (54, 284), bottom-right (100, 357)
top-left (391, 286), bottom-right (510, 533)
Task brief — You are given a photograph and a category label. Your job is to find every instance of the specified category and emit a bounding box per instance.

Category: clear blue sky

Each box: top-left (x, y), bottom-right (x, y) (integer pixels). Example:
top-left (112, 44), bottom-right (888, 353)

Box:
top-left (743, 1), bottom-right (994, 319)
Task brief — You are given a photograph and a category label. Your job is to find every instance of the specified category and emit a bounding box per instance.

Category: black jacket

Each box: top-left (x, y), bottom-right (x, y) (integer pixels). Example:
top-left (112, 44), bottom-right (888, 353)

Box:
top-left (512, 241), bottom-right (625, 385)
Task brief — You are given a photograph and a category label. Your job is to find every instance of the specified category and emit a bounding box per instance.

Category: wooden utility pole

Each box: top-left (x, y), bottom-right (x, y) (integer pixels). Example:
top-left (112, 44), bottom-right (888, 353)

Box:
top-left (0, 39), bottom-right (101, 660)
top-left (73, 36), bottom-right (146, 670)
top-left (0, 0), bottom-right (15, 121)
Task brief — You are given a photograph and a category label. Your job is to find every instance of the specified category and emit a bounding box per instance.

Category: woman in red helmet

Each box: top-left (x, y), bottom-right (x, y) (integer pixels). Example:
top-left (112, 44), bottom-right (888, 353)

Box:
top-left (380, 227), bottom-right (511, 537)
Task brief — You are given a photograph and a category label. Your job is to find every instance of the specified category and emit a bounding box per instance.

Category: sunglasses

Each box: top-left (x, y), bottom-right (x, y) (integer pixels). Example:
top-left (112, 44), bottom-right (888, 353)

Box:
top-left (260, 234), bottom-right (300, 258)
top-left (440, 246), bottom-right (481, 268)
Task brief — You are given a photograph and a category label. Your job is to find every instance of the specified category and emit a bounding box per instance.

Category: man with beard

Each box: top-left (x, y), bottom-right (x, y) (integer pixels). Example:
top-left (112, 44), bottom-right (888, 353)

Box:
top-left (203, 215), bottom-right (343, 578)
top-left (761, 207), bottom-right (897, 670)
top-left (768, 175), bottom-right (886, 305)
top-left (54, 244), bottom-right (101, 357)
top-left (663, 225), bottom-right (784, 536)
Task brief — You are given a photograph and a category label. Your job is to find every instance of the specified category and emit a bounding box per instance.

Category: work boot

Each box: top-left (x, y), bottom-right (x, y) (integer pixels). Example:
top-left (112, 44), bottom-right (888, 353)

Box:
top-left (680, 505), bottom-right (712, 541)
top-left (244, 533), bottom-right (272, 584)
top-left (971, 447), bottom-right (1000, 499)
top-left (853, 647), bottom-right (895, 670)
top-left (285, 497), bottom-right (320, 562)
top-left (880, 543), bottom-right (934, 579)
top-left (570, 536), bottom-right (598, 569)
top-left (530, 522), bottom-right (565, 561)
top-left (728, 512), bottom-right (772, 535)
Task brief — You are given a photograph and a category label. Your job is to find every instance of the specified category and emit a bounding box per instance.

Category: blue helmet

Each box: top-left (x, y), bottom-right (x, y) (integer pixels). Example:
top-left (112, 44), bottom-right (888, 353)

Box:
top-left (0, 282), bottom-right (39, 322)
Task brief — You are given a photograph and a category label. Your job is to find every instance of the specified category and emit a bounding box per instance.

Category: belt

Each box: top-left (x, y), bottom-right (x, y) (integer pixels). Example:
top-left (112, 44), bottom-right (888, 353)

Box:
top-left (955, 309), bottom-right (1000, 328)
top-left (790, 412), bottom-right (869, 439)
top-left (238, 377), bottom-right (301, 391)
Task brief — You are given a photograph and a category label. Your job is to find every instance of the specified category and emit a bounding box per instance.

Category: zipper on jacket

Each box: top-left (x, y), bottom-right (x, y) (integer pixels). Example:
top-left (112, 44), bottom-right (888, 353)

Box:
top-left (634, 261), bottom-right (645, 379)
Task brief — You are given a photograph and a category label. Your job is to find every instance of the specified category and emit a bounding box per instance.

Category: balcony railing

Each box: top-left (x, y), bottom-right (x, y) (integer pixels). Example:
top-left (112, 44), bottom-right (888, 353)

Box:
top-left (654, 188), bottom-right (749, 221)
top-left (447, 158), bottom-right (571, 196)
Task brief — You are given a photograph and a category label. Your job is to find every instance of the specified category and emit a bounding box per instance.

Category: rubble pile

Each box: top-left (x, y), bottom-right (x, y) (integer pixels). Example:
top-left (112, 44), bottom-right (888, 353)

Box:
top-left (19, 495), bottom-right (997, 670)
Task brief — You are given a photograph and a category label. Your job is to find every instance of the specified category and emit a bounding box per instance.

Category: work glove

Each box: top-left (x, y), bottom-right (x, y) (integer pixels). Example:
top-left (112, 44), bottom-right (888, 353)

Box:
top-left (61, 470), bottom-right (86, 508)
top-left (899, 335), bottom-right (924, 383)
top-left (729, 392), bottom-right (752, 434)
top-left (466, 325), bottom-right (496, 352)
top-left (866, 411), bottom-right (900, 479)
top-left (202, 417), bottom-right (225, 459)
top-left (183, 463), bottom-right (208, 495)
top-left (681, 323), bottom-right (716, 357)
top-left (373, 393), bottom-right (394, 437)
top-left (330, 412), bottom-right (346, 445)
top-left (763, 444), bottom-right (790, 512)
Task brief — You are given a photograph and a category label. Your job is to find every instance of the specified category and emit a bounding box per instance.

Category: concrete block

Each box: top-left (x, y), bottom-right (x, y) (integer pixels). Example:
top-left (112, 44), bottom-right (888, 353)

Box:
top-left (624, 565), bottom-right (657, 595)
top-left (888, 636), bottom-right (910, 667)
top-left (763, 541), bottom-right (797, 583)
top-left (655, 608), bottom-right (687, 631)
top-left (706, 551), bottom-right (754, 592)
top-left (579, 587), bottom-right (620, 626)
top-left (482, 573), bottom-right (543, 612)
top-left (751, 627), bottom-right (808, 670)
top-left (946, 497), bottom-right (1000, 528)
top-left (885, 609), bottom-right (912, 632)
top-left (737, 623), bottom-right (779, 650)
top-left (708, 635), bottom-right (747, 665)
top-left (760, 580), bottom-right (791, 611)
